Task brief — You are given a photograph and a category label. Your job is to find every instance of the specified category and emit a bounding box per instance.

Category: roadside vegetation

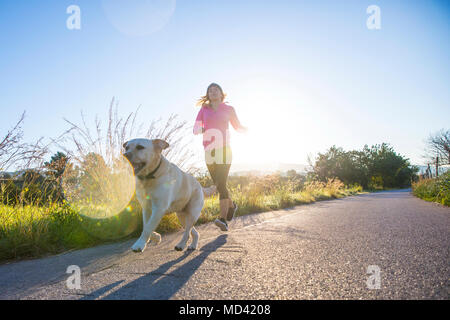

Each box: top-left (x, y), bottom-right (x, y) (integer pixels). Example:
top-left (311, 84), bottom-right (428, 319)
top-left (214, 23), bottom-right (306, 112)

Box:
top-left (0, 174), bottom-right (363, 263)
top-left (308, 143), bottom-right (418, 190)
top-left (412, 129), bottom-right (449, 206)
top-left (0, 102), bottom-right (420, 263)
top-left (412, 171), bottom-right (450, 206)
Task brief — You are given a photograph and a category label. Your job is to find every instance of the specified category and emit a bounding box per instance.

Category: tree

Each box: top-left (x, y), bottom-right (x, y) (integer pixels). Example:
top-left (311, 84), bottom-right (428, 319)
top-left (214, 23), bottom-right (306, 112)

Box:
top-left (424, 129), bottom-right (450, 166)
top-left (286, 169), bottom-right (297, 177)
top-left (362, 143), bottom-right (417, 188)
top-left (311, 145), bottom-right (345, 182)
top-left (311, 143), bottom-right (418, 189)
top-left (311, 146), bottom-right (369, 187)
top-left (78, 152), bottom-right (109, 201)
top-left (44, 151), bottom-right (69, 178)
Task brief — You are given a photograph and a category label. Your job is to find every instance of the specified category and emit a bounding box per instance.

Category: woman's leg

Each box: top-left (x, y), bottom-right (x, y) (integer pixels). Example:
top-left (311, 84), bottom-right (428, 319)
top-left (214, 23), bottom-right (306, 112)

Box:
top-left (206, 162), bottom-right (218, 186)
top-left (207, 162), bottom-right (229, 229)
top-left (207, 164), bottom-right (232, 220)
top-left (222, 146), bottom-right (234, 212)
top-left (207, 147), bottom-right (233, 223)
top-left (215, 163), bottom-right (232, 220)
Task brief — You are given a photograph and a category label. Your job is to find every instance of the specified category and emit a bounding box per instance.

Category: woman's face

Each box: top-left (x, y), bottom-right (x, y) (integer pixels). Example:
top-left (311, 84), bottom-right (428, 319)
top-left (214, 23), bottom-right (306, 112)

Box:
top-left (207, 85), bottom-right (223, 102)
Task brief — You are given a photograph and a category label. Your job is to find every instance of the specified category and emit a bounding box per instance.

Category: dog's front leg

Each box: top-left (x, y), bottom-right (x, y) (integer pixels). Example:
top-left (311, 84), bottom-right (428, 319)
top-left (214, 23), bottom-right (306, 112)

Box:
top-left (139, 204), bottom-right (161, 245)
top-left (132, 206), bottom-right (166, 253)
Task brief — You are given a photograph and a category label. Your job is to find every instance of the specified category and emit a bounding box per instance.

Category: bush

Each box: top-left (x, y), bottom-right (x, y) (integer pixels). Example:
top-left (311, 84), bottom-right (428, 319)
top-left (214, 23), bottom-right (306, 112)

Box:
top-left (0, 174), bottom-right (63, 206)
top-left (311, 143), bottom-right (418, 189)
top-left (412, 171), bottom-right (450, 206)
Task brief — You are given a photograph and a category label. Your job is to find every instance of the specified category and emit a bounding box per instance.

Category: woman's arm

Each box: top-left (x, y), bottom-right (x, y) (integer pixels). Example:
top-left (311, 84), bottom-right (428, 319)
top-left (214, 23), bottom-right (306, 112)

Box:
top-left (230, 107), bottom-right (248, 133)
top-left (193, 108), bottom-right (204, 135)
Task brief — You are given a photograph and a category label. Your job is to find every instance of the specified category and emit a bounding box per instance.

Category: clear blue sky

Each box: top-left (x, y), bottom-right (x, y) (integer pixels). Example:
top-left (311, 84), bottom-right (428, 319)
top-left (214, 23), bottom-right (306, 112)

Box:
top-left (1, 0), bottom-right (449, 168)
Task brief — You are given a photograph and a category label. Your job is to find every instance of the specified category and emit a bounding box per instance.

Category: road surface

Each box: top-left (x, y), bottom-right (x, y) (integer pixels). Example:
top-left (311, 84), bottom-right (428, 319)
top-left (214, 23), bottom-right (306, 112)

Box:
top-left (0, 189), bottom-right (449, 299)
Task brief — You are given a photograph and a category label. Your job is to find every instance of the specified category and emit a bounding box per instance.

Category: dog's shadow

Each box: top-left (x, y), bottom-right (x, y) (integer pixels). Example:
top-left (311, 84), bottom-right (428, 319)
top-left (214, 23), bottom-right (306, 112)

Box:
top-left (83, 234), bottom-right (228, 300)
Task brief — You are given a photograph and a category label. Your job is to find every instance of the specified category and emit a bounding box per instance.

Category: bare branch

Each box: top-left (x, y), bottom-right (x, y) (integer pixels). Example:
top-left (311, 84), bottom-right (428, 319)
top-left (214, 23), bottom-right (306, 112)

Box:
top-left (424, 129), bottom-right (450, 165)
top-left (0, 111), bottom-right (50, 171)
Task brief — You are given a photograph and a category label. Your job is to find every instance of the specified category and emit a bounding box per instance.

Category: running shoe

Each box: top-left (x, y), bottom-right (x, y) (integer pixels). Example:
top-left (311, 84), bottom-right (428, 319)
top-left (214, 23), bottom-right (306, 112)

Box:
top-left (214, 218), bottom-right (228, 231)
top-left (226, 201), bottom-right (238, 221)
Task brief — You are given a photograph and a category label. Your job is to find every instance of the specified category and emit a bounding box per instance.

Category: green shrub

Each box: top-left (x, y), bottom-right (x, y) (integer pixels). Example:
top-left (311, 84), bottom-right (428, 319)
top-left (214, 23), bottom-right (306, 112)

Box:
top-left (412, 171), bottom-right (450, 206)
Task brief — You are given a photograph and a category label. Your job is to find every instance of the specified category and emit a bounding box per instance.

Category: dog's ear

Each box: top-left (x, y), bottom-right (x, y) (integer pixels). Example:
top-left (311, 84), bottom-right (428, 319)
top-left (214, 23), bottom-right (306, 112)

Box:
top-left (152, 139), bottom-right (169, 152)
top-left (122, 141), bottom-right (128, 150)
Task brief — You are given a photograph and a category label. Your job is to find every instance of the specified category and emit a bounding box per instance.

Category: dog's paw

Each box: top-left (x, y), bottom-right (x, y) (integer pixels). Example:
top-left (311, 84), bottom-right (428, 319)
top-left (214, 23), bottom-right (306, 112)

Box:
top-left (174, 241), bottom-right (186, 251)
top-left (150, 232), bottom-right (161, 245)
top-left (131, 239), bottom-right (147, 253)
top-left (187, 244), bottom-right (197, 251)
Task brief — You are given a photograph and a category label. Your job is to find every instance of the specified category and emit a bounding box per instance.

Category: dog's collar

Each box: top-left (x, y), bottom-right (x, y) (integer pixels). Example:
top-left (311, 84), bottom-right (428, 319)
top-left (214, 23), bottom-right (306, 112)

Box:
top-left (137, 158), bottom-right (162, 181)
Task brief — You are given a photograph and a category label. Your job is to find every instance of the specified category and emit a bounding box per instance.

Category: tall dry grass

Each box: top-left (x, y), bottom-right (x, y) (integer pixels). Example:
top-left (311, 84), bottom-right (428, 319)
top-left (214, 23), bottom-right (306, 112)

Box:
top-left (1, 100), bottom-right (199, 262)
top-left (198, 174), bottom-right (363, 225)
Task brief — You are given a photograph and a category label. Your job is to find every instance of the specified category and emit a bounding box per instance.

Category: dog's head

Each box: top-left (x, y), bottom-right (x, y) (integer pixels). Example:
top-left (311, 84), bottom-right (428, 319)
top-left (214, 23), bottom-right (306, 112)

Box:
top-left (122, 138), bottom-right (169, 175)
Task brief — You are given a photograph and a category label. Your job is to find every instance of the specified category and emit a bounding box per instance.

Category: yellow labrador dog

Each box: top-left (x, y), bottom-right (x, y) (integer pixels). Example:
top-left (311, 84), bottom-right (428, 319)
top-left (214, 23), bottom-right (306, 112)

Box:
top-left (123, 138), bottom-right (215, 253)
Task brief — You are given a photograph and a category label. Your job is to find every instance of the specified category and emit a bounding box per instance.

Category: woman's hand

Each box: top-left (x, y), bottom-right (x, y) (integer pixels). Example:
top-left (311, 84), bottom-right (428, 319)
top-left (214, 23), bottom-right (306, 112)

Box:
top-left (237, 125), bottom-right (248, 134)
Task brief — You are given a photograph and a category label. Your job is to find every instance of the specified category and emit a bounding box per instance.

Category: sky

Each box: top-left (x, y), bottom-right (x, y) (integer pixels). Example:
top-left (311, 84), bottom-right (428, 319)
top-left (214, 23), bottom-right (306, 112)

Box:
top-left (1, 0), bottom-right (449, 171)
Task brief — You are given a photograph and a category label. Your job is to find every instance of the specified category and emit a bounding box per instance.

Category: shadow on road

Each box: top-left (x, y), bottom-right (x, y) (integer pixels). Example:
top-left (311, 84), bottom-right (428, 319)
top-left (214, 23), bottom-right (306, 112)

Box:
top-left (91, 234), bottom-right (228, 300)
top-left (0, 238), bottom-right (136, 299)
top-left (79, 280), bottom-right (125, 300)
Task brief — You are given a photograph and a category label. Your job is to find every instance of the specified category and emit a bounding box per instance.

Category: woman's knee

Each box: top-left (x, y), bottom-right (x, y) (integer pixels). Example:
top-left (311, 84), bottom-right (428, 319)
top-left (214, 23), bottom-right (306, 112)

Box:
top-left (216, 183), bottom-right (229, 199)
top-left (218, 189), bottom-right (229, 200)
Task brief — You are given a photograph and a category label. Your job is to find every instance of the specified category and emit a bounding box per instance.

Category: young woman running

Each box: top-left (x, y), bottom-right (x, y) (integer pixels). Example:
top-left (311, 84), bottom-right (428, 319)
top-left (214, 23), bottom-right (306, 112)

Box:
top-left (193, 83), bottom-right (247, 231)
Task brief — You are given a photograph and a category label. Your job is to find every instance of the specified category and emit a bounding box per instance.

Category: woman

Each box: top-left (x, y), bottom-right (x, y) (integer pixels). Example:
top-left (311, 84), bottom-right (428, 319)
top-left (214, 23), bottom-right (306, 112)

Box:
top-left (193, 83), bottom-right (247, 231)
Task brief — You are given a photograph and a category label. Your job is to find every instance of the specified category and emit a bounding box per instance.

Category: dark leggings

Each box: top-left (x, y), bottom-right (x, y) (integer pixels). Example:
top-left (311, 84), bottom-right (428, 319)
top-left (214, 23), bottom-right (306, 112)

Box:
top-left (205, 147), bottom-right (232, 200)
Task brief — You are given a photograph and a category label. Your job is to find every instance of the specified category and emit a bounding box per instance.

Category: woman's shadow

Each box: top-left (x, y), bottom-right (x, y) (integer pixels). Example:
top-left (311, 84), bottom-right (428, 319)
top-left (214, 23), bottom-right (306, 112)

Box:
top-left (81, 234), bottom-right (228, 300)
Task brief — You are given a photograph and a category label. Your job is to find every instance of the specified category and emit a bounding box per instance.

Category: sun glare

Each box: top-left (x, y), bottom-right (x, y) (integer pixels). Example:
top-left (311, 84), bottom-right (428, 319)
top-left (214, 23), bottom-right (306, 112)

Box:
top-left (61, 154), bottom-right (136, 219)
top-left (229, 77), bottom-right (320, 165)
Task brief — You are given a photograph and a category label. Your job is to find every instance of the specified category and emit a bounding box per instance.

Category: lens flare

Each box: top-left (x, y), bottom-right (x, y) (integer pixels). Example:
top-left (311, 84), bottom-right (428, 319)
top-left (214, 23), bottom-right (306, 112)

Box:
top-left (61, 154), bottom-right (138, 239)
top-left (102, 0), bottom-right (176, 37)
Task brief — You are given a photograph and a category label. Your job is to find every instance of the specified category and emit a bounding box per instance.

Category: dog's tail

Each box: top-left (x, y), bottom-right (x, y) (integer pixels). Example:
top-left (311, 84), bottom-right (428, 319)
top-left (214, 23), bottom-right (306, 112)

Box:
top-left (202, 185), bottom-right (217, 198)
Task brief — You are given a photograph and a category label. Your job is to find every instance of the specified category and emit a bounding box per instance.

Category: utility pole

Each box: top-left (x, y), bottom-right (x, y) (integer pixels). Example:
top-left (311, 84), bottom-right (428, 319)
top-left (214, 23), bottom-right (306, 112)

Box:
top-left (435, 155), bottom-right (439, 177)
top-left (426, 163), bottom-right (431, 178)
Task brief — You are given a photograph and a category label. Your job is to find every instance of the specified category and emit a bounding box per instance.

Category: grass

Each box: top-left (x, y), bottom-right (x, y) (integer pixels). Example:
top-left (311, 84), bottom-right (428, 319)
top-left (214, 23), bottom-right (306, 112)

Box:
top-left (0, 203), bottom-right (97, 260)
top-left (198, 178), bottom-right (363, 224)
top-left (0, 175), bottom-right (365, 263)
top-left (412, 171), bottom-right (450, 206)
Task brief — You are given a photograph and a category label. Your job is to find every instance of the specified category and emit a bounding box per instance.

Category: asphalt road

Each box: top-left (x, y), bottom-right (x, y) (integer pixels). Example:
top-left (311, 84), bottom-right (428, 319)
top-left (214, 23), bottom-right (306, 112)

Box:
top-left (1, 189), bottom-right (449, 300)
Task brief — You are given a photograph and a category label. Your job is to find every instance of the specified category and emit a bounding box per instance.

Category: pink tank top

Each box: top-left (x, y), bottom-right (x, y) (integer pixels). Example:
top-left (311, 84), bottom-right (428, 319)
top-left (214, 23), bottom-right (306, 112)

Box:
top-left (193, 102), bottom-right (242, 150)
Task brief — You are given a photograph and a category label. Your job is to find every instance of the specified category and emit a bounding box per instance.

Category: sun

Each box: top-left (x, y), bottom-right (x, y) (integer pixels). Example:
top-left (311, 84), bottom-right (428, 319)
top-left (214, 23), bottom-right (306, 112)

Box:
top-left (227, 75), bottom-right (327, 166)
top-left (228, 83), bottom-right (309, 165)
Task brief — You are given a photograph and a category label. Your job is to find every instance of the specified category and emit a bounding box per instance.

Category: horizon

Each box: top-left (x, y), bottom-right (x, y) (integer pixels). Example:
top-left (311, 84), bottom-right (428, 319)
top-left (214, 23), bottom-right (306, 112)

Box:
top-left (3, 160), bottom-right (448, 178)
